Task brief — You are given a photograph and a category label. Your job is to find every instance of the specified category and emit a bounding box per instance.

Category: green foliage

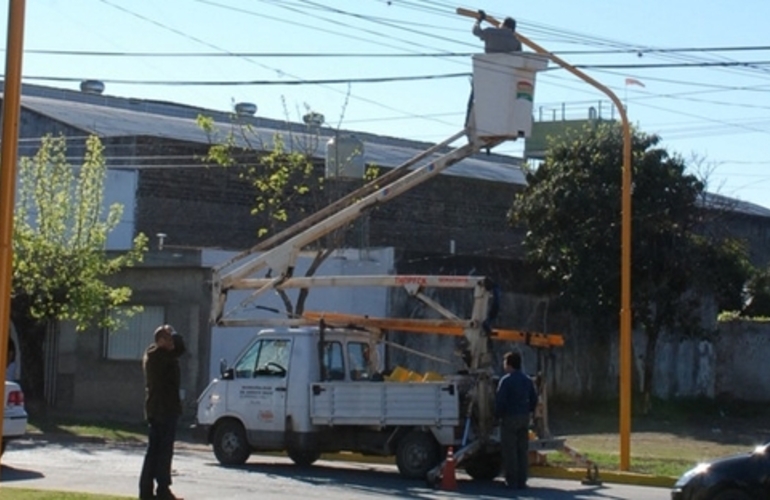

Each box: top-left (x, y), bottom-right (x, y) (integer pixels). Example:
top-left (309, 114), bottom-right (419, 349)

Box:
top-left (740, 266), bottom-right (770, 317)
top-left (199, 115), bottom-right (324, 239)
top-left (12, 135), bottom-right (148, 331)
top-left (510, 122), bottom-right (751, 402)
top-left (511, 123), bottom-right (750, 332)
top-left (249, 134), bottom-right (320, 237)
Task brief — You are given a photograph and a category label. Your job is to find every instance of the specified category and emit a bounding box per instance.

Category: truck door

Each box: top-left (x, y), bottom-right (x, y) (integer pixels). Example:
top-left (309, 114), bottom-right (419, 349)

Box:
top-left (227, 337), bottom-right (292, 449)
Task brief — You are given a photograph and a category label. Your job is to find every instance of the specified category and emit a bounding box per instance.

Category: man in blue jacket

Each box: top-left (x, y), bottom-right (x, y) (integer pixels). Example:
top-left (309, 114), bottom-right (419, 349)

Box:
top-left (496, 351), bottom-right (537, 490)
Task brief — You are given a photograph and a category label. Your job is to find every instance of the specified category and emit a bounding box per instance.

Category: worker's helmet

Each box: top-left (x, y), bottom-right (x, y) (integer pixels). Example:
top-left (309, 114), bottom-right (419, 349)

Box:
top-left (503, 17), bottom-right (516, 30)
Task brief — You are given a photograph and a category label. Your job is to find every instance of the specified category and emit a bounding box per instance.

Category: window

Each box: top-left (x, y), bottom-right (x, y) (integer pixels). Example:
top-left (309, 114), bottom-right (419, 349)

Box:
top-left (348, 342), bottom-right (374, 381)
top-left (234, 339), bottom-right (292, 379)
top-left (105, 306), bottom-right (165, 360)
top-left (322, 341), bottom-right (344, 381)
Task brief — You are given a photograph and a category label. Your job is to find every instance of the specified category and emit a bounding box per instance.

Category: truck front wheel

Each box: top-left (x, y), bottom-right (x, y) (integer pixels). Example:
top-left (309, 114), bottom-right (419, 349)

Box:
top-left (213, 420), bottom-right (251, 466)
top-left (396, 430), bottom-right (440, 479)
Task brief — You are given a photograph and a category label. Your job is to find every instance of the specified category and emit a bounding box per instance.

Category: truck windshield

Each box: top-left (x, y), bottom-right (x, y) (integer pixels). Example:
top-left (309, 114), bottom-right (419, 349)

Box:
top-left (234, 338), bottom-right (292, 378)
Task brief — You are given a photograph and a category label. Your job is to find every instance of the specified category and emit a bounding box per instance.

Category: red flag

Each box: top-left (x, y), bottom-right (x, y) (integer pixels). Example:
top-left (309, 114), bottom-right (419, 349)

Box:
top-left (625, 77), bottom-right (645, 88)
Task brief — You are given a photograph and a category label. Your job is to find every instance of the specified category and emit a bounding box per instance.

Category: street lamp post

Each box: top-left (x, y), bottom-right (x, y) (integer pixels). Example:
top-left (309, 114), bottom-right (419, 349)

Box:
top-left (457, 7), bottom-right (633, 470)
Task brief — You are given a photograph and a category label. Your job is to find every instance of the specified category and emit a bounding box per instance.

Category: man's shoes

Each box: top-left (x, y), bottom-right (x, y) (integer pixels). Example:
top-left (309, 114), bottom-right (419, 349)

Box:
top-left (156, 490), bottom-right (183, 500)
top-left (139, 492), bottom-right (156, 500)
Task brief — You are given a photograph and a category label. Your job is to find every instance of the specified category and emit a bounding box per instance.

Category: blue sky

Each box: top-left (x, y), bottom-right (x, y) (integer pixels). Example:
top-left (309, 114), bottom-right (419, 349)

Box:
top-left (4, 0), bottom-right (770, 209)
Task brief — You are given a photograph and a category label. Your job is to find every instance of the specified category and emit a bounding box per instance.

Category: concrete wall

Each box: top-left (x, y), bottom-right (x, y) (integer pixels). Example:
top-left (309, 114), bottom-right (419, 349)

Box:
top-left (54, 254), bottom-right (211, 420)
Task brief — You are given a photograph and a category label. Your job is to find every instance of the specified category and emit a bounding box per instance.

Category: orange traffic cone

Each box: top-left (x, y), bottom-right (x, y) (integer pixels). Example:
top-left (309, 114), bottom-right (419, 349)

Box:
top-left (440, 446), bottom-right (458, 491)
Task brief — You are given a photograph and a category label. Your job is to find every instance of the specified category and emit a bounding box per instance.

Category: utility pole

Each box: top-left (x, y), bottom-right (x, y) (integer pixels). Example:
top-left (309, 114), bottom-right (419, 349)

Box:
top-left (0, 0), bottom-right (27, 466)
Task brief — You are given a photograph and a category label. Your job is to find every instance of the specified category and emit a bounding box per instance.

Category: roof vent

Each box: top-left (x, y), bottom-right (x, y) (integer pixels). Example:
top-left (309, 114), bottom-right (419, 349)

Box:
top-left (303, 112), bottom-right (325, 127)
top-left (234, 102), bottom-right (257, 118)
top-left (80, 80), bottom-right (105, 95)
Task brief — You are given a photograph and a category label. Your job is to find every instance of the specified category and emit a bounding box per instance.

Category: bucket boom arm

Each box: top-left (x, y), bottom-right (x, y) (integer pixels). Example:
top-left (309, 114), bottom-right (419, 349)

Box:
top-left (211, 133), bottom-right (502, 325)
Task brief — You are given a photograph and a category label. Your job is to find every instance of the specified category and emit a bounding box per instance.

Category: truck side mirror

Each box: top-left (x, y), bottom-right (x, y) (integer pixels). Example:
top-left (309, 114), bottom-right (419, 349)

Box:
top-left (219, 358), bottom-right (228, 377)
top-left (221, 368), bottom-right (234, 380)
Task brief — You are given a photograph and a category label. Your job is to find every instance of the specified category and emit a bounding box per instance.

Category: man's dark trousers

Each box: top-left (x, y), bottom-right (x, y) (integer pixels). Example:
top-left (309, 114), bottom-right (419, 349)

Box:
top-left (501, 414), bottom-right (530, 488)
top-left (139, 415), bottom-right (178, 498)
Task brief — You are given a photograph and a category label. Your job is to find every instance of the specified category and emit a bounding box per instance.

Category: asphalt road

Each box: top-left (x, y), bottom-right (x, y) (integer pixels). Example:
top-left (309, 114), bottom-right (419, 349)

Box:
top-left (0, 439), bottom-right (671, 499)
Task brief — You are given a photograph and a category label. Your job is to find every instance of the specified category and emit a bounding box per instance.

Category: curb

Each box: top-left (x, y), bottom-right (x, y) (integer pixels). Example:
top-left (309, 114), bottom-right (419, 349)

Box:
top-left (531, 465), bottom-right (676, 488)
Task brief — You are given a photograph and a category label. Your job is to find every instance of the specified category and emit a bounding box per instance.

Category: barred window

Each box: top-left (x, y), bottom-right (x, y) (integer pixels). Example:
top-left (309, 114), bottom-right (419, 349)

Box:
top-left (105, 306), bottom-right (165, 360)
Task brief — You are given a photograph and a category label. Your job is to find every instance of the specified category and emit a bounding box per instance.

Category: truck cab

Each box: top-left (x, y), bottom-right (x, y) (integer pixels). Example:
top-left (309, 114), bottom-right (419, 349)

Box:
top-left (196, 326), bottom-right (463, 478)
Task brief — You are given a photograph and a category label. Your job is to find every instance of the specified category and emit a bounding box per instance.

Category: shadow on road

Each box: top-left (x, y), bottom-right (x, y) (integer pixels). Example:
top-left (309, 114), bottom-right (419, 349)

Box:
top-left (209, 460), bottom-right (628, 499)
top-left (1, 463), bottom-right (45, 482)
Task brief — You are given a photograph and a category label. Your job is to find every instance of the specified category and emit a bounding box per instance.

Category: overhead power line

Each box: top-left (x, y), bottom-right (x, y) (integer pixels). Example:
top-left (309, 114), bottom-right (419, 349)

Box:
top-left (15, 45), bottom-right (770, 58)
top-left (15, 72), bottom-right (469, 86)
top-left (568, 60), bottom-right (770, 70)
top-left (17, 49), bottom-right (474, 58)
top-left (557, 45), bottom-right (770, 55)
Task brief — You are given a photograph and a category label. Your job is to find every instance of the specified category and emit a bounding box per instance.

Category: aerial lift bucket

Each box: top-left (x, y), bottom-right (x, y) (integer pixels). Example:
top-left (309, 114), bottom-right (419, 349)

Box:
top-left (470, 53), bottom-right (549, 141)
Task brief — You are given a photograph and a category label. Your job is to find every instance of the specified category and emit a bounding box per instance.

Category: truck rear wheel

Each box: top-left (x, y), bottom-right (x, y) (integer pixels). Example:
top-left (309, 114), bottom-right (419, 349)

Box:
top-left (464, 452), bottom-right (502, 481)
top-left (288, 448), bottom-right (321, 467)
top-left (213, 420), bottom-right (251, 466)
top-left (396, 430), bottom-right (440, 479)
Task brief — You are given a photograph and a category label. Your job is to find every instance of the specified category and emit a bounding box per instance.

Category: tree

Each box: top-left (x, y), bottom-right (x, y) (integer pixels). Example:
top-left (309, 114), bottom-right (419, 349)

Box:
top-left (510, 122), bottom-right (751, 408)
top-left (741, 266), bottom-right (770, 317)
top-left (12, 134), bottom-right (147, 405)
top-left (198, 112), bottom-right (377, 318)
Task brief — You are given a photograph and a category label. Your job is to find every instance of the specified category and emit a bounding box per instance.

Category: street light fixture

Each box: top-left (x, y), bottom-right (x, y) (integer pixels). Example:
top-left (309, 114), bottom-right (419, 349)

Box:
top-left (457, 7), bottom-right (634, 471)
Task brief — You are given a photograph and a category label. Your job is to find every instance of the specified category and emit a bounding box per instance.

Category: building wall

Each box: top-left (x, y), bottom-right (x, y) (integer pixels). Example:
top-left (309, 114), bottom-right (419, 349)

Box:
top-left (367, 174), bottom-right (526, 259)
top-left (55, 254), bottom-right (211, 420)
top-left (17, 109), bottom-right (138, 249)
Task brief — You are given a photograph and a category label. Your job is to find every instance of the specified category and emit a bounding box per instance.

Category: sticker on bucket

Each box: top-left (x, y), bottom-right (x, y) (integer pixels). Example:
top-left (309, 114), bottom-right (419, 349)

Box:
top-left (516, 80), bottom-right (534, 102)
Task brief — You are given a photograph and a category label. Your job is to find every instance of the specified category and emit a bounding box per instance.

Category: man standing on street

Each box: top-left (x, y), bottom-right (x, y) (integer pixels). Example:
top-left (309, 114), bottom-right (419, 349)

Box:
top-left (139, 324), bottom-right (186, 500)
top-left (496, 351), bottom-right (537, 490)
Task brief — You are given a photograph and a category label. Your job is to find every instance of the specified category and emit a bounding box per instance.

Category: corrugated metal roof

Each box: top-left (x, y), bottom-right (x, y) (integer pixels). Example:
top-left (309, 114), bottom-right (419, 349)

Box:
top-left (14, 85), bottom-right (770, 218)
top-left (700, 192), bottom-right (770, 218)
top-left (18, 93), bottom-right (526, 185)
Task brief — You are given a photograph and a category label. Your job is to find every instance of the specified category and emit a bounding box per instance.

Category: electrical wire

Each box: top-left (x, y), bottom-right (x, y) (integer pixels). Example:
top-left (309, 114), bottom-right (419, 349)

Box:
top-left (97, 0), bottom-right (463, 128)
top-left (16, 72), bottom-right (470, 86)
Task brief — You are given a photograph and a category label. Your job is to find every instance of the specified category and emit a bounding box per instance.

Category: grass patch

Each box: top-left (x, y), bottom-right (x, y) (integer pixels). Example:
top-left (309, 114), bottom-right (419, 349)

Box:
top-left (545, 449), bottom-right (697, 477)
top-left (0, 488), bottom-right (130, 500)
top-left (27, 415), bottom-right (146, 444)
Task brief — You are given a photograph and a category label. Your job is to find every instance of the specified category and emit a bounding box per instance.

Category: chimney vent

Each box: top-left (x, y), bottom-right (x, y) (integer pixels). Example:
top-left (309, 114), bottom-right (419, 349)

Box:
top-left (80, 80), bottom-right (105, 95)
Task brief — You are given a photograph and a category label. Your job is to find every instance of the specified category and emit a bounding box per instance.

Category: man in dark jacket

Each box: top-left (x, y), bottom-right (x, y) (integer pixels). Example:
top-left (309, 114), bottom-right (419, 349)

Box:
top-left (496, 351), bottom-right (537, 490)
top-left (465, 11), bottom-right (523, 130)
top-left (139, 324), bottom-right (185, 500)
top-left (473, 12), bottom-right (522, 53)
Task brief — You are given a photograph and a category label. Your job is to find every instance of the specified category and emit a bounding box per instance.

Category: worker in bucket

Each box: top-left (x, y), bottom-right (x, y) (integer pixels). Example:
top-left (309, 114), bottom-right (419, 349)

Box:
top-left (473, 11), bottom-right (522, 53)
top-left (465, 11), bottom-right (522, 129)
top-left (496, 351), bottom-right (538, 491)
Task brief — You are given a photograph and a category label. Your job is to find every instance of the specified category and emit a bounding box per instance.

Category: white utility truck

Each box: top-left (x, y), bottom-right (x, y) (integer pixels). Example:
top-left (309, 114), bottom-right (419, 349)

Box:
top-left (198, 326), bottom-right (466, 478)
top-left (195, 30), bottom-right (580, 483)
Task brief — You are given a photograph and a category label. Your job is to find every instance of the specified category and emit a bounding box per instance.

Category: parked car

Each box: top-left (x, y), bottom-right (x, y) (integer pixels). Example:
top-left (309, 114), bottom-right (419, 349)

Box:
top-left (2, 380), bottom-right (27, 455)
top-left (672, 442), bottom-right (770, 500)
